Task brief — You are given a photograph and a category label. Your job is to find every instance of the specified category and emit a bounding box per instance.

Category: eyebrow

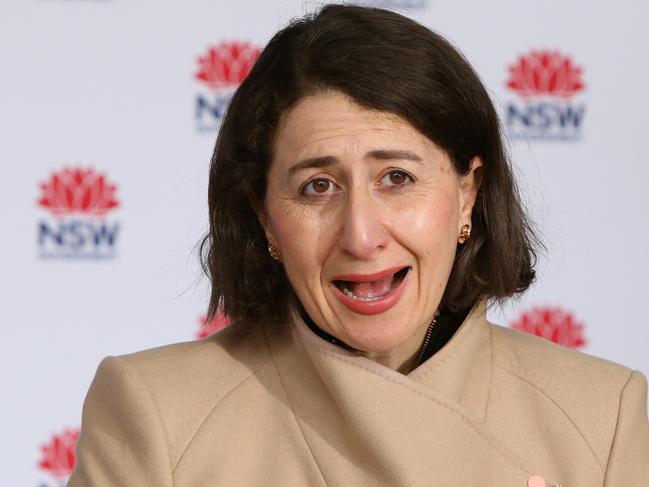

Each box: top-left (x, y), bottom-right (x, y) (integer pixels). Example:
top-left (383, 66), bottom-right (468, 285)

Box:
top-left (287, 149), bottom-right (423, 176)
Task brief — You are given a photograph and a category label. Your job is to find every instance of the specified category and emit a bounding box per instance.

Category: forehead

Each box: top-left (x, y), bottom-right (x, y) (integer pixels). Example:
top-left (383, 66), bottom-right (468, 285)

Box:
top-left (272, 91), bottom-right (435, 163)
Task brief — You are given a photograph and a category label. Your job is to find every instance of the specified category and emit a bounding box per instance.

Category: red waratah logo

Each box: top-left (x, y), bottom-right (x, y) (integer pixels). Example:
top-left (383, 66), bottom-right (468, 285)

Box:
top-left (196, 308), bottom-right (231, 339)
top-left (194, 41), bottom-right (261, 90)
top-left (38, 428), bottom-right (80, 479)
top-left (506, 50), bottom-right (585, 98)
top-left (510, 306), bottom-right (587, 349)
top-left (37, 167), bottom-right (119, 216)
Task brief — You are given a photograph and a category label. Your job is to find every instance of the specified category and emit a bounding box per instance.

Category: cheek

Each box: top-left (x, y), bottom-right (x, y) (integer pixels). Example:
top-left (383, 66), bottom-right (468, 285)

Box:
top-left (392, 191), bottom-right (459, 258)
top-left (266, 202), bottom-right (332, 290)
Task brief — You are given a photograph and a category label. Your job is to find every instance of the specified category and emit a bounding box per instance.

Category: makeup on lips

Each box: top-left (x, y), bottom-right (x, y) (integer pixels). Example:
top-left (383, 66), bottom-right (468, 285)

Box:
top-left (330, 265), bottom-right (411, 315)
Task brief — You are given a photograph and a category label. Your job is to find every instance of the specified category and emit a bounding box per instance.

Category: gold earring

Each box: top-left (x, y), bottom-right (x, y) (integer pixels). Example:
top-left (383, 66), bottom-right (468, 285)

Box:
top-left (268, 242), bottom-right (281, 262)
top-left (458, 224), bottom-right (471, 244)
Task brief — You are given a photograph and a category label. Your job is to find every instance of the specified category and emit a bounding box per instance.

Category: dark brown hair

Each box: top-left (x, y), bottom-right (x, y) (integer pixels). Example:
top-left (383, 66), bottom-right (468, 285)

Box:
top-left (200, 4), bottom-right (539, 325)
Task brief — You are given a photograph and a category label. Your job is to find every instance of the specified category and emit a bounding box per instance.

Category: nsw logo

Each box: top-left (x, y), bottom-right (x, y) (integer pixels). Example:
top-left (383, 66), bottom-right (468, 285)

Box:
top-left (509, 306), bottom-right (587, 349)
top-left (37, 166), bottom-right (121, 260)
top-left (504, 50), bottom-right (586, 141)
top-left (194, 41), bottom-right (261, 132)
top-left (37, 428), bottom-right (79, 487)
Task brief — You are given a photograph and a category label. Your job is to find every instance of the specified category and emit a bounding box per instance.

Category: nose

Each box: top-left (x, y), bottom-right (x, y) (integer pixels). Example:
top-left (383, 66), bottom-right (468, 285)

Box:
top-left (337, 185), bottom-right (388, 259)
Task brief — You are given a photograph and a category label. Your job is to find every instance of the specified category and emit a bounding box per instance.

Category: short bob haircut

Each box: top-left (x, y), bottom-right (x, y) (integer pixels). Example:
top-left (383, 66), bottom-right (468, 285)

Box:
top-left (201, 4), bottom-right (538, 326)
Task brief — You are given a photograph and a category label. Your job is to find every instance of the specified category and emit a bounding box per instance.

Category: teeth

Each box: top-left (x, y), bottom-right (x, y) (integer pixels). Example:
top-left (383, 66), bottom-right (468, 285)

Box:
top-left (343, 287), bottom-right (382, 301)
top-left (335, 267), bottom-right (409, 302)
top-left (340, 282), bottom-right (385, 302)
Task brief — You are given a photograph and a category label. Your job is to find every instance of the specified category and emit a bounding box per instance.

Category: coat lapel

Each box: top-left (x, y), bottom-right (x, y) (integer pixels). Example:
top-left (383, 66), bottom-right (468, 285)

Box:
top-left (268, 302), bottom-right (564, 486)
top-left (407, 300), bottom-right (492, 422)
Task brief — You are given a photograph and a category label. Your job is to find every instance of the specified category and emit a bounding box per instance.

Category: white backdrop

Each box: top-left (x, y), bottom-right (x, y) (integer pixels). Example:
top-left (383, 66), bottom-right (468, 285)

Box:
top-left (1, 1), bottom-right (647, 485)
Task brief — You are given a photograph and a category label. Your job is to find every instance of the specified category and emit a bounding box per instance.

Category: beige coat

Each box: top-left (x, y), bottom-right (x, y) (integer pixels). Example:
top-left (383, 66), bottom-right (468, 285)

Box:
top-left (69, 302), bottom-right (649, 486)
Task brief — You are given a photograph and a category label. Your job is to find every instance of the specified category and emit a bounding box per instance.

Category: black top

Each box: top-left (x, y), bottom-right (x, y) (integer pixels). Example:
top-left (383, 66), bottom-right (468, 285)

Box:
top-left (298, 304), bottom-right (471, 370)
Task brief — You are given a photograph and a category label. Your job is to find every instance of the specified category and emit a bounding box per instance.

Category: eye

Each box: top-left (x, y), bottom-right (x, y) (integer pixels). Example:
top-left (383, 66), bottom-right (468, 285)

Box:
top-left (300, 178), bottom-right (338, 197)
top-left (381, 170), bottom-right (414, 188)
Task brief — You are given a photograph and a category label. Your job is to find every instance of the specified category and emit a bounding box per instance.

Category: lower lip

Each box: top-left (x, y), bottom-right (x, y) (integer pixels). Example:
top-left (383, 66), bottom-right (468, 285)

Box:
top-left (329, 269), bottom-right (410, 315)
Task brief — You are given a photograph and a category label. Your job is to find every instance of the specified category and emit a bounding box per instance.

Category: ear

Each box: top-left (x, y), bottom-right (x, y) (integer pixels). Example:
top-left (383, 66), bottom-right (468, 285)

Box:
top-left (250, 197), bottom-right (277, 245)
top-left (458, 156), bottom-right (484, 228)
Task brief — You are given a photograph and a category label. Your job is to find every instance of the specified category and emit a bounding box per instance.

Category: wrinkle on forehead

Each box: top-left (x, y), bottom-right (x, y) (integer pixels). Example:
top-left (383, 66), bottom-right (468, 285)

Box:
top-left (273, 91), bottom-right (436, 166)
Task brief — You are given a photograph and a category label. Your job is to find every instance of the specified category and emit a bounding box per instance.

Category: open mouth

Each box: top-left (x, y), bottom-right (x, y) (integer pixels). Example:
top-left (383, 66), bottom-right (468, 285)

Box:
top-left (333, 266), bottom-right (410, 302)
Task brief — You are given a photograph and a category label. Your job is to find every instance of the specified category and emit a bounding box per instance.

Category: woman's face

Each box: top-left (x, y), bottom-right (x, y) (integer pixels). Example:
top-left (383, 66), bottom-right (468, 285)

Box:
top-left (259, 91), bottom-right (482, 370)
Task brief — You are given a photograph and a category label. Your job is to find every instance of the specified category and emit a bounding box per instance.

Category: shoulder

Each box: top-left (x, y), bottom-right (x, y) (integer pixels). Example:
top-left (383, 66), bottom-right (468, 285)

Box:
top-left (489, 322), bottom-right (635, 395)
top-left (488, 322), bottom-right (646, 467)
top-left (92, 323), bottom-right (274, 466)
top-left (115, 321), bottom-right (271, 390)
top-left (113, 321), bottom-right (273, 409)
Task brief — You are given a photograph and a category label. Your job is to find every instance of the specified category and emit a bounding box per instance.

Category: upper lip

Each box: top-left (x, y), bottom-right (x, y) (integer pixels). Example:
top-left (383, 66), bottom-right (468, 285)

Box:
top-left (330, 265), bottom-right (409, 283)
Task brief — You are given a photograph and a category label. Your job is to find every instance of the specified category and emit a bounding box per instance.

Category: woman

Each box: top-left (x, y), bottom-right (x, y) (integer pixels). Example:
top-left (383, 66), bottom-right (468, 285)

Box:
top-left (69, 5), bottom-right (649, 487)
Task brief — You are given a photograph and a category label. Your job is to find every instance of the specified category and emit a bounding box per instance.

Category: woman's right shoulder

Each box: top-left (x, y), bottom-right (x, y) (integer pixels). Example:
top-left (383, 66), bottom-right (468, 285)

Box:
top-left (120, 321), bottom-right (268, 365)
top-left (71, 323), bottom-right (278, 485)
top-left (97, 324), bottom-right (271, 418)
top-left (102, 322), bottom-right (273, 402)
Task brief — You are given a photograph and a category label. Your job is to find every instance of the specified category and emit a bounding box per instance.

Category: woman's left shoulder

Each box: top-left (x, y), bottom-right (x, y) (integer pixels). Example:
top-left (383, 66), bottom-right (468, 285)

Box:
top-left (487, 322), bottom-right (648, 483)
top-left (487, 322), bottom-right (647, 442)
top-left (488, 321), bottom-right (641, 398)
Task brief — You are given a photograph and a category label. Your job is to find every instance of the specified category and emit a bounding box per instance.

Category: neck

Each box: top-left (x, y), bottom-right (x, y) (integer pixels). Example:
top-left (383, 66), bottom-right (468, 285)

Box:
top-left (362, 318), bottom-right (436, 373)
top-left (299, 305), bottom-right (456, 374)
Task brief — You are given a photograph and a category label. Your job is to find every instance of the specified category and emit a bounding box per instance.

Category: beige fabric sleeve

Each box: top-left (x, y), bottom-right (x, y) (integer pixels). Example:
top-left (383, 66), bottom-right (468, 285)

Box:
top-left (67, 356), bottom-right (174, 487)
top-left (603, 370), bottom-right (649, 486)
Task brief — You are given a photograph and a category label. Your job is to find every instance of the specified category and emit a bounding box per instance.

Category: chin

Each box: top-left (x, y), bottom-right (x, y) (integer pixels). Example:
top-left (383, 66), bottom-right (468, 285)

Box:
top-left (339, 317), bottom-right (417, 355)
top-left (321, 283), bottom-right (421, 353)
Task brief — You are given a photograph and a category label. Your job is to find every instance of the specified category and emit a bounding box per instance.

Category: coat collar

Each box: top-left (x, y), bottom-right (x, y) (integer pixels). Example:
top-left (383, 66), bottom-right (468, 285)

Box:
top-left (266, 300), bottom-right (554, 486)
top-left (291, 299), bottom-right (492, 422)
